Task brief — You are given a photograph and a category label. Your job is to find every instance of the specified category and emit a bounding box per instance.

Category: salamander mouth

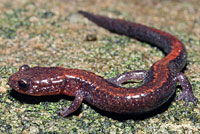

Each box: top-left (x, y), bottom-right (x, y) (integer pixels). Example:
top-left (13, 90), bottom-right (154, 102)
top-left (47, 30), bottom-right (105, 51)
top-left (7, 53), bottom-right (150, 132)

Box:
top-left (8, 75), bottom-right (16, 89)
top-left (8, 75), bottom-right (24, 93)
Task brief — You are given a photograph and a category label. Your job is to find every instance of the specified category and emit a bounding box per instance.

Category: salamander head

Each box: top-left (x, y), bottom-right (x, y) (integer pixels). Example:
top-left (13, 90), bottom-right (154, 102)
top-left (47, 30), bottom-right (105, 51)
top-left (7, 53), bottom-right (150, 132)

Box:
top-left (8, 65), bottom-right (63, 96)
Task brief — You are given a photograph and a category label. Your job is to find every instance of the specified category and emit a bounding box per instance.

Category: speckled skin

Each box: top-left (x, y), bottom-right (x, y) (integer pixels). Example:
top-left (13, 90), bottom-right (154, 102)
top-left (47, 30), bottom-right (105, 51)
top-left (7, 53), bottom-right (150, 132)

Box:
top-left (8, 11), bottom-right (198, 117)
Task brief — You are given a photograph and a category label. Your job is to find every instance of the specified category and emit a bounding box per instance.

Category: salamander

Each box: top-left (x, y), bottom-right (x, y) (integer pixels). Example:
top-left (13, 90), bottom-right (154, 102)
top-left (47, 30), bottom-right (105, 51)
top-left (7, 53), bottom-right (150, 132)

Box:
top-left (8, 11), bottom-right (198, 117)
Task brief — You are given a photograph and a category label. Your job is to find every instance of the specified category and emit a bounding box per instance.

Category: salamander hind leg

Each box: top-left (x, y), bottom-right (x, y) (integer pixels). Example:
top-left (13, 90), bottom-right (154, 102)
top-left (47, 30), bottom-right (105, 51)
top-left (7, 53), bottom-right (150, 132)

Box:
top-left (59, 91), bottom-right (84, 117)
top-left (176, 72), bottom-right (198, 106)
top-left (107, 70), bottom-right (147, 86)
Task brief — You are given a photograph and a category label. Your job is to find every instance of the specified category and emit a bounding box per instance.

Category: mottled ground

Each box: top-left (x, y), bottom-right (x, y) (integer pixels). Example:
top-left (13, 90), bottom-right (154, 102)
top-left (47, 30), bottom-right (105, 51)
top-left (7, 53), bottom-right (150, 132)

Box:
top-left (0, 0), bottom-right (200, 133)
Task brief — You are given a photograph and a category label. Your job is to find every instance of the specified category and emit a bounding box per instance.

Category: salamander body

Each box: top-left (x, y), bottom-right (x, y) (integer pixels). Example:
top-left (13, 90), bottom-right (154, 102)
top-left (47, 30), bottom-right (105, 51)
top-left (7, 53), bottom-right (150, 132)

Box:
top-left (8, 11), bottom-right (198, 117)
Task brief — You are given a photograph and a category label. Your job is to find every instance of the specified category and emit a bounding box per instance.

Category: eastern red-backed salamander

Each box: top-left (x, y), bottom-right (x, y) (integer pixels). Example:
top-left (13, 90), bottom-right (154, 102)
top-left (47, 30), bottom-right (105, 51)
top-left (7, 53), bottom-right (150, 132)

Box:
top-left (8, 11), bottom-right (198, 117)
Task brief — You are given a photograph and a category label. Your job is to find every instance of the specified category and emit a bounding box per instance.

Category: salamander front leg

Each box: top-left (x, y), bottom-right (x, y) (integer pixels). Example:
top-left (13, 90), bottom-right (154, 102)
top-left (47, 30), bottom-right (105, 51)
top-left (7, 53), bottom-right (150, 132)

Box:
top-left (59, 91), bottom-right (84, 117)
top-left (107, 70), bottom-right (147, 86)
top-left (176, 72), bottom-right (198, 106)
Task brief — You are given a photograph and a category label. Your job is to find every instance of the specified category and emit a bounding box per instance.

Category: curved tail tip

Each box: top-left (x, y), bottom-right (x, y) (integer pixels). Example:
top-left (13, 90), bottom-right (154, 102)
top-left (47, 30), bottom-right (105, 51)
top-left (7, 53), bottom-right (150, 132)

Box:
top-left (78, 10), bottom-right (87, 15)
top-left (78, 10), bottom-right (93, 17)
top-left (79, 10), bottom-right (96, 22)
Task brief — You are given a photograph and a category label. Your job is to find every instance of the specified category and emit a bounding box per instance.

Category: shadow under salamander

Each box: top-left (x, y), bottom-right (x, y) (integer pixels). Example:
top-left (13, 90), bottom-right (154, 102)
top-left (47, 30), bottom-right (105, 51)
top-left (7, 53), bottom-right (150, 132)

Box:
top-left (9, 89), bottom-right (82, 116)
top-left (87, 93), bottom-right (176, 121)
top-left (10, 88), bottom-right (176, 121)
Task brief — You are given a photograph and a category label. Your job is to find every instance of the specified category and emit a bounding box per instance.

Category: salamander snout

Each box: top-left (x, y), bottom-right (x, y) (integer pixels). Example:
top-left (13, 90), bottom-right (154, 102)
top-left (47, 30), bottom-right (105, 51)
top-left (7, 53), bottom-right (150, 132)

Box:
top-left (8, 73), bottom-right (30, 93)
top-left (8, 65), bottom-right (34, 94)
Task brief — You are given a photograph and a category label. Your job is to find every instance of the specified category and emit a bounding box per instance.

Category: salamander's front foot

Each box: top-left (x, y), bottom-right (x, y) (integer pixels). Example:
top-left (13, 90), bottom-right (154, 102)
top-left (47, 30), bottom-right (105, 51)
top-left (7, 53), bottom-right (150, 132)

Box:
top-left (178, 91), bottom-right (198, 106)
top-left (58, 91), bottom-right (84, 117)
top-left (59, 107), bottom-right (71, 117)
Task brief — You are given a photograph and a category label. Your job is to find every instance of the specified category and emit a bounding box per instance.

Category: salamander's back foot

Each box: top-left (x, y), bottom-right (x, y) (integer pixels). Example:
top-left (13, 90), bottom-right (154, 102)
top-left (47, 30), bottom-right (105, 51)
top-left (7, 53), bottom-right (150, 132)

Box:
top-left (107, 70), bottom-right (147, 86)
top-left (178, 91), bottom-right (198, 106)
top-left (176, 72), bottom-right (198, 106)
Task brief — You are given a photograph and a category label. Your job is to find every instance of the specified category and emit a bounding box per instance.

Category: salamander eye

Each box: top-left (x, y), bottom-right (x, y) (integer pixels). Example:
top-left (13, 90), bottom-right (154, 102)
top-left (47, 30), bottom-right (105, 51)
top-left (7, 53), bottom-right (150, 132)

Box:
top-left (19, 65), bottom-right (30, 72)
top-left (18, 79), bottom-right (30, 90)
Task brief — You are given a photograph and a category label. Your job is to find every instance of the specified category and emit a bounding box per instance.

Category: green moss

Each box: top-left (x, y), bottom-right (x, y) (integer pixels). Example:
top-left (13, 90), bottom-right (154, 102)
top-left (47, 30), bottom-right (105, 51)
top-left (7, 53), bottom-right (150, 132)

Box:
top-left (37, 11), bottom-right (55, 19)
top-left (0, 9), bottom-right (31, 39)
